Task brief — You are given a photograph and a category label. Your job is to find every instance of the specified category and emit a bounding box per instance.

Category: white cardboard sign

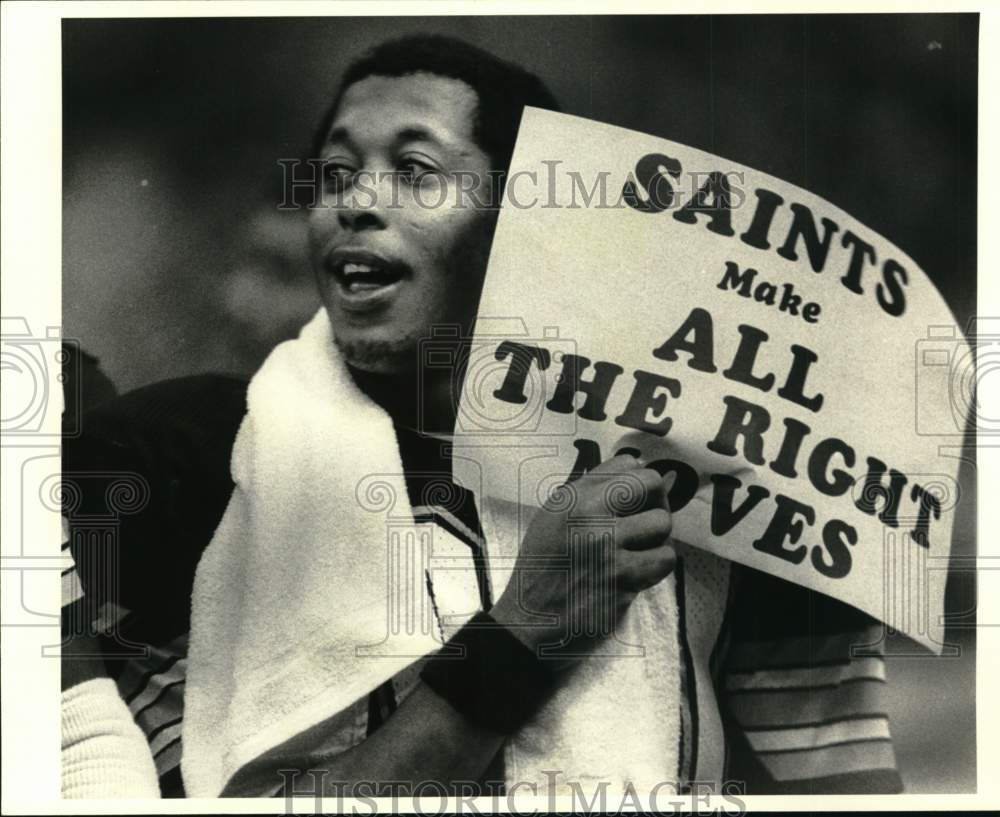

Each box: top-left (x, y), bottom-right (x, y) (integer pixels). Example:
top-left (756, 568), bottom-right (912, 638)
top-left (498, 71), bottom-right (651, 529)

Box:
top-left (453, 108), bottom-right (972, 653)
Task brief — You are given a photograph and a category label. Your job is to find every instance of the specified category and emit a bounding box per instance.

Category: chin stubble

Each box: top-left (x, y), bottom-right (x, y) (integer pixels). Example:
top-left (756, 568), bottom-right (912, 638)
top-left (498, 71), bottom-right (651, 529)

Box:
top-left (333, 332), bottom-right (421, 373)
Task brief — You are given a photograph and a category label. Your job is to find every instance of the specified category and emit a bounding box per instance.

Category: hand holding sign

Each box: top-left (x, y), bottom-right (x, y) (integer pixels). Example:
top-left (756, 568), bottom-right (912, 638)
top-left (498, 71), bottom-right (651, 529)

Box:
top-left (491, 453), bottom-right (677, 667)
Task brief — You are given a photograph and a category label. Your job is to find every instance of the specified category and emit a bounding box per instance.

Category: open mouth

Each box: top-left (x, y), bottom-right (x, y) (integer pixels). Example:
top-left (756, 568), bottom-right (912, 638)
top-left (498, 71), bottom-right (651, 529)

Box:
top-left (325, 249), bottom-right (411, 310)
top-left (336, 261), bottom-right (405, 294)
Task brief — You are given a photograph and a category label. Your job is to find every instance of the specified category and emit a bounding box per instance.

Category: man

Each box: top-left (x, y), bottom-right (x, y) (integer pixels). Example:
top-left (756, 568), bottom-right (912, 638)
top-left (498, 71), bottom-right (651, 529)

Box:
top-left (63, 34), bottom-right (903, 799)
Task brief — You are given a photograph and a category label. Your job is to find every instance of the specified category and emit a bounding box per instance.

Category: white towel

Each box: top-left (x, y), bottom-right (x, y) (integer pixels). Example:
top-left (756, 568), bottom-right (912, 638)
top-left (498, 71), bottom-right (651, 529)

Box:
top-left (182, 308), bottom-right (681, 797)
top-left (182, 309), bottom-right (479, 796)
top-left (481, 498), bottom-right (682, 796)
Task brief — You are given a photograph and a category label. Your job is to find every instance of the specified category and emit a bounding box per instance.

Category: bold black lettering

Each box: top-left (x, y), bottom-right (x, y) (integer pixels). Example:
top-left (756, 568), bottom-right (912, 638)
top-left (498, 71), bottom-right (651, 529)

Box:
top-left (615, 446), bottom-right (642, 459)
top-left (754, 281), bottom-right (778, 305)
top-left (854, 456), bottom-right (908, 528)
top-left (777, 344), bottom-right (824, 413)
top-left (807, 437), bottom-right (856, 496)
top-left (776, 203), bottom-right (840, 273)
top-left (910, 483), bottom-right (943, 549)
top-left (717, 261), bottom-right (757, 297)
top-left (839, 230), bottom-right (877, 295)
top-left (777, 283), bottom-right (802, 315)
top-left (672, 171), bottom-right (736, 236)
top-left (709, 474), bottom-right (770, 535)
top-left (622, 153), bottom-right (682, 213)
top-left (723, 324), bottom-right (775, 393)
top-left (707, 396), bottom-right (771, 465)
top-left (739, 188), bottom-right (785, 250)
top-left (614, 370), bottom-right (681, 436)
top-left (812, 518), bottom-right (858, 579)
top-left (545, 354), bottom-right (624, 422)
top-left (876, 258), bottom-right (909, 317)
top-left (652, 307), bottom-right (718, 373)
top-left (751, 493), bottom-right (814, 565)
top-left (802, 302), bottom-right (822, 323)
top-left (567, 438), bottom-right (602, 482)
top-left (769, 417), bottom-right (812, 479)
top-left (492, 341), bottom-right (550, 404)
top-left (647, 458), bottom-right (700, 512)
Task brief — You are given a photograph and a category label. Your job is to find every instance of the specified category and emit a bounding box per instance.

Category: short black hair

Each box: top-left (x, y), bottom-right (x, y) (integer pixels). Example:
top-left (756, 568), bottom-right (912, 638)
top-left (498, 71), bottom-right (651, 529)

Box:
top-left (312, 34), bottom-right (560, 173)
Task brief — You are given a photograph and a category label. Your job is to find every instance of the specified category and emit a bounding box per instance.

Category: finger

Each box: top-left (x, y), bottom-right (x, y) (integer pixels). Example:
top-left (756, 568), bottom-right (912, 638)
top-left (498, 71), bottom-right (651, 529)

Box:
top-left (634, 468), bottom-right (668, 513)
top-left (617, 544), bottom-right (677, 592)
top-left (616, 507), bottom-right (673, 551)
top-left (587, 452), bottom-right (642, 477)
top-left (604, 468), bottom-right (667, 515)
top-left (586, 467), bottom-right (665, 518)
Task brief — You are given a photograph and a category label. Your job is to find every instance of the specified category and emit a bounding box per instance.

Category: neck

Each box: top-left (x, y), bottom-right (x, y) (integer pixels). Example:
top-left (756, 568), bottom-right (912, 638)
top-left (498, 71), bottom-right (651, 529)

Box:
top-left (347, 364), bottom-right (459, 436)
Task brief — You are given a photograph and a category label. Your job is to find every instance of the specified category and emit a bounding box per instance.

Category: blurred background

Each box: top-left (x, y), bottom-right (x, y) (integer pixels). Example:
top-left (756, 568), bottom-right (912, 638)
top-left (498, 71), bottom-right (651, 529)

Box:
top-left (62, 14), bottom-right (978, 792)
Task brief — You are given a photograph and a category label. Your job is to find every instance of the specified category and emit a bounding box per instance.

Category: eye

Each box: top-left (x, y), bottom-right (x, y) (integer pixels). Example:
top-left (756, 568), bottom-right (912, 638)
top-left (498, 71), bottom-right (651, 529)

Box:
top-left (396, 155), bottom-right (440, 184)
top-left (322, 160), bottom-right (357, 193)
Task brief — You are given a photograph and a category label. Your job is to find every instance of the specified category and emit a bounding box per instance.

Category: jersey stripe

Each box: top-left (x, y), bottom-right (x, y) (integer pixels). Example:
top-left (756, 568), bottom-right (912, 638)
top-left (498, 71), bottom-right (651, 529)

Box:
top-left (756, 737), bottom-right (897, 782)
top-left (725, 656), bottom-right (885, 691)
top-left (745, 716), bottom-right (891, 753)
top-left (726, 677), bottom-right (889, 728)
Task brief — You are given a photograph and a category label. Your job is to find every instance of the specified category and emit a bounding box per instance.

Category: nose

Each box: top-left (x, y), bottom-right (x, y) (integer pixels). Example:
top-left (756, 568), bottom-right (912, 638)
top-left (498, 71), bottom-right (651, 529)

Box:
top-left (337, 207), bottom-right (384, 232)
top-left (336, 170), bottom-right (395, 233)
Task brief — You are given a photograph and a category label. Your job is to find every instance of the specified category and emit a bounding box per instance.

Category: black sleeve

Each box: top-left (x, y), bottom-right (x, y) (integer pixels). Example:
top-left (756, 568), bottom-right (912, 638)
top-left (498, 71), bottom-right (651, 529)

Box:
top-left (62, 374), bottom-right (248, 643)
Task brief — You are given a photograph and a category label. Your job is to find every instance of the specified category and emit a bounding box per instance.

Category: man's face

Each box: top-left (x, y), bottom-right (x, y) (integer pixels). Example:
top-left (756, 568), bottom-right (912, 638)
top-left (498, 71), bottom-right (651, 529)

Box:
top-left (309, 72), bottom-right (496, 373)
